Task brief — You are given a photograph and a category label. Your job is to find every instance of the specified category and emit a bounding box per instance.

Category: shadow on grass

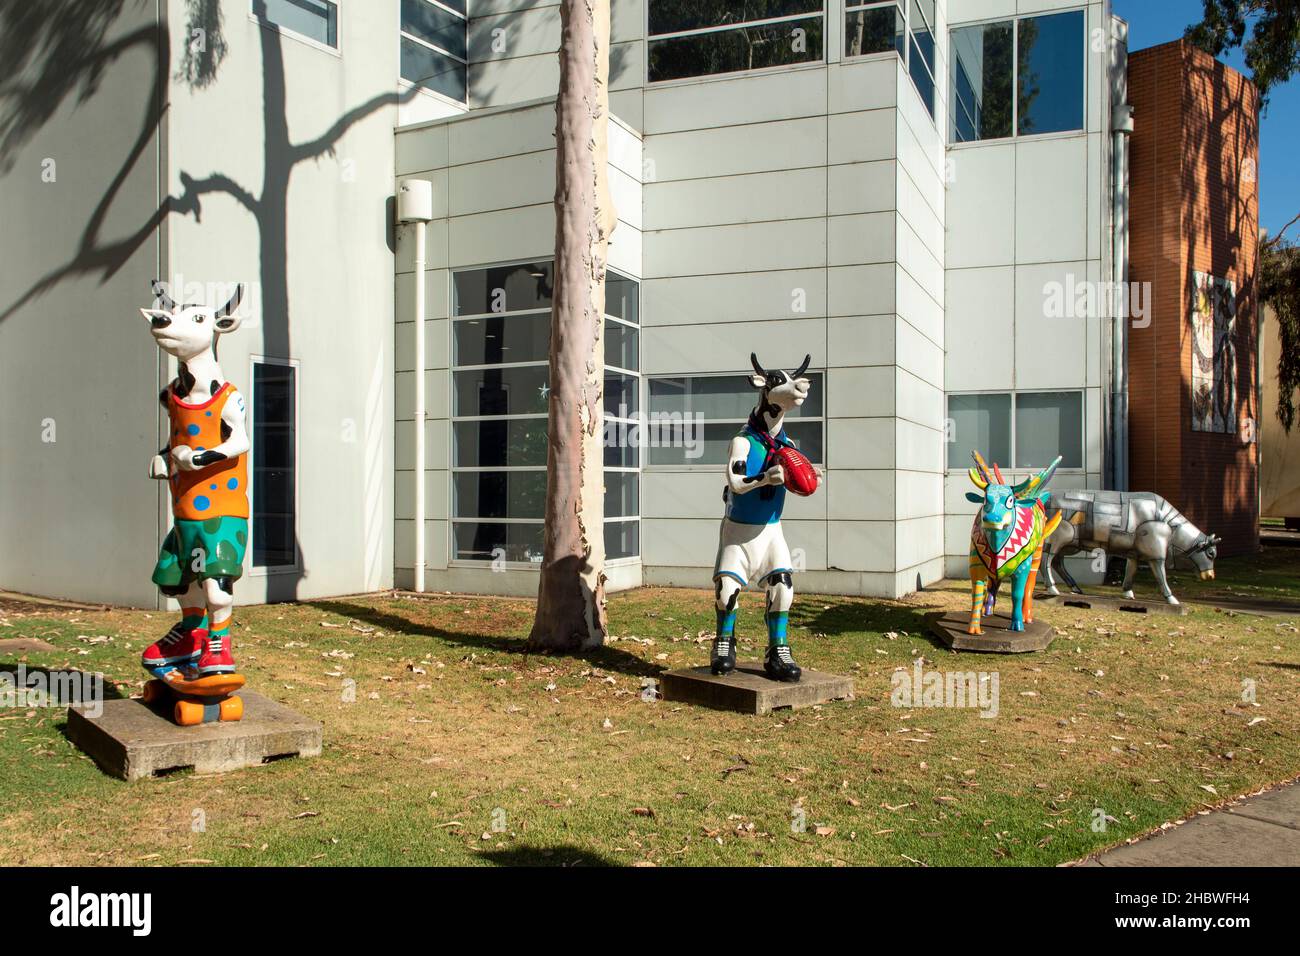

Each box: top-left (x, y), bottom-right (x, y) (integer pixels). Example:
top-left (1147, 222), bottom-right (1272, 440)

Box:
top-left (308, 600), bottom-right (663, 680)
top-left (791, 596), bottom-right (949, 650)
top-left (478, 844), bottom-right (620, 867)
top-left (0, 663), bottom-right (127, 703)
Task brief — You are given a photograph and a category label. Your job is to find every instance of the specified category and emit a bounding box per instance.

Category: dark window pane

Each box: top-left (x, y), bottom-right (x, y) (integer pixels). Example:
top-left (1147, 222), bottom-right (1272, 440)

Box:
top-left (252, 363), bottom-right (296, 567)
top-left (454, 313), bottom-right (550, 366)
top-left (1017, 11), bottom-right (1084, 135)
top-left (453, 419), bottom-right (548, 467)
top-left (908, 35), bottom-right (935, 116)
top-left (401, 0), bottom-right (467, 59)
top-left (454, 471), bottom-right (546, 519)
top-left (254, 0), bottom-right (337, 47)
top-left (401, 37), bottom-right (467, 100)
top-left (454, 366), bottom-right (549, 416)
top-left (604, 320), bottom-right (639, 371)
top-left (947, 393), bottom-right (1011, 469)
top-left (649, 0), bottom-right (823, 36)
top-left (436, 0), bottom-right (465, 13)
top-left (605, 520), bottom-right (640, 560)
top-left (1015, 391), bottom-right (1083, 469)
top-left (648, 373), bottom-right (823, 419)
top-left (648, 16), bottom-right (823, 82)
top-left (646, 421), bottom-right (824, 465)
top-left (454, 262), bottom-right (553, 316)
top-left (605, 372), bottom-right (639, 417)
top-left (909, 0), bottom-right (934, 72)
top-left (452, 521), bottom-right (544, 562)
top-left (950, 21), bottom-right (1014, 142)
top-left (845, 4), bottom-right (904, 58)
top-left (606, 273), bottom-right (639, 324)
top-left (605, 438), bottom-right (639, 469)
top-left (604, 472), bottom-right (639, 518)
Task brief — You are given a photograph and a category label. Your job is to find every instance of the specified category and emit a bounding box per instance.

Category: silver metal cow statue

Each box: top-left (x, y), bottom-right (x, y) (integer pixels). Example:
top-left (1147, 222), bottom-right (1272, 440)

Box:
top-left (1041, 491), bottom-right (1220, 605)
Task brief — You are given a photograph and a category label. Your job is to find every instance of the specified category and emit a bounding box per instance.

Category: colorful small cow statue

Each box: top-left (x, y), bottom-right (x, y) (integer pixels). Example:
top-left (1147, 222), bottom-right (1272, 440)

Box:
top-left (966, 451), bottom-right (1063, 634)
top-left (138, 280), bottom-right (249, 686)
top-left (711, 354), bottom-right (820, 683)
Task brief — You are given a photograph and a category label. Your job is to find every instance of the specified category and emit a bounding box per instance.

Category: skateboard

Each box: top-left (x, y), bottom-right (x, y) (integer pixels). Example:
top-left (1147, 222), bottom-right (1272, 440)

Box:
top-left (142, 672), bottom-right (246, 726)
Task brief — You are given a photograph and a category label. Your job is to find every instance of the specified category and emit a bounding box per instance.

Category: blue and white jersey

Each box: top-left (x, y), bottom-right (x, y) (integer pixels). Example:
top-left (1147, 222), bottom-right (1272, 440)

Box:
top-left (724, 424), bottom-right (792, 526)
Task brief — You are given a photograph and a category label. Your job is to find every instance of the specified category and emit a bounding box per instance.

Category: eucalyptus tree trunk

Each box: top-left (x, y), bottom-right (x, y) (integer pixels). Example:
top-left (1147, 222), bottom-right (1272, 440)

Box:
top-left (529, 0), bottom-right (617, 651)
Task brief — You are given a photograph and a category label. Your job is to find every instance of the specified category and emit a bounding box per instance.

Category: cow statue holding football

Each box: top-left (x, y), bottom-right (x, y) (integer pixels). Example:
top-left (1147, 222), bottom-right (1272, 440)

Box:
top-left (711, 354), bottom-right (821, 683)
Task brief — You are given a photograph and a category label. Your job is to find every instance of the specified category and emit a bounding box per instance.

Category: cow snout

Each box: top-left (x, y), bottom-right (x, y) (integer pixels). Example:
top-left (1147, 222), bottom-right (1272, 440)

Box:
top-left (1200, 569), bottom-right (1215, 580)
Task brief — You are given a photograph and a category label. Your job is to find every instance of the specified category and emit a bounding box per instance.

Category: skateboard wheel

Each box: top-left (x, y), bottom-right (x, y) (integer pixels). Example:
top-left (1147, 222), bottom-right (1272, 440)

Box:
top-left (174, 699), bottom-right (204, 727)
top-left (142, 680), bottom-right (164, 704)
top-left (219, 695), bottom-right (244, 722)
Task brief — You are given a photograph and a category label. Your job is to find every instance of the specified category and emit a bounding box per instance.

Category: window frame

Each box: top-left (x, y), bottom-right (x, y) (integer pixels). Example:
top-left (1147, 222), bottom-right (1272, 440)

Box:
top-left (643, 370), bottom-right (827, 472)
top-left (947, 6), bottom-right (1088, 147)
top-left (247, 355), bottom-right (301, 575)
top-left (842, 1), bottom-right (906, 63)
top-left (398, 0), bottom-right (469, 106)
top-left (249, 0), bottom-right (341, 56)
top-left (644, 1), bottom-right (828, 87)
top-left (448, 259), bottom-right (642, 568)
top-left (945, 388), bottom-right (1087, 474)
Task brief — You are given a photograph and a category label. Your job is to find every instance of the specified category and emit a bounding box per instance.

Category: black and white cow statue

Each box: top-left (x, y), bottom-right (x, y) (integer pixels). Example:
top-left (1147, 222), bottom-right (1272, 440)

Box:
top-left (711, 354), bottom-right (820, 683)
top-left (1042, 490), bottom-right (1220, 605)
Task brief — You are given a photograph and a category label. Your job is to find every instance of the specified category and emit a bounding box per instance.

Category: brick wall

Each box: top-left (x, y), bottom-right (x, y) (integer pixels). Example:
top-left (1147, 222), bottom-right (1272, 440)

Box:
top-left (1128, 41), bottom-right (1260, 554)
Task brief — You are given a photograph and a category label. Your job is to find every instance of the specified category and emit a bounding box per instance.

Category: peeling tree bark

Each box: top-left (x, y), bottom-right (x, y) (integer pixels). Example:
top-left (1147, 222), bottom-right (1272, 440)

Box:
top-left (529, 0), bottom-right (617, 652)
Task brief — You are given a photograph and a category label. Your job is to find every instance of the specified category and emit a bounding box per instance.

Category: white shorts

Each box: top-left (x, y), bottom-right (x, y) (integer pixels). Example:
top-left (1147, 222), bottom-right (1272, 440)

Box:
top-left (713, 518), bottom-right (793, 588)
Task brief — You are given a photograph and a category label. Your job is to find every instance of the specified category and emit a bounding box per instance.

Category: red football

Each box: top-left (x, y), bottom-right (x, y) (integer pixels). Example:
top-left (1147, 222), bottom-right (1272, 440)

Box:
top-left (777, 445), bottom-right (820, 496)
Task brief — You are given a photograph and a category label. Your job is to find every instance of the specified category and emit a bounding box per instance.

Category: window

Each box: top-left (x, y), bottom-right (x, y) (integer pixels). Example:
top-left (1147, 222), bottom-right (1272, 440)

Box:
top-left (251, 361), bottom-right (297, 568)
top-left (645, 373), bottom-right (825, 466)
top-left (451, 262), bottom-right (641, 562)
top-left (947, 391), bottom-right (1083, 471)
top-left (950, 9), bottom-right (1085, 143)
top-left (401, 0), bottom-right (467, 102)
top-left (844, 1), bottom-right (933, 118)
top-left (845, 2), bottom-right (905, 59)
top-left (647, 1), bottom-right (825, 83)
top-left (907, 0), bottom-right (936, 118)
top-left (253, 0), bottom-right (337, 48)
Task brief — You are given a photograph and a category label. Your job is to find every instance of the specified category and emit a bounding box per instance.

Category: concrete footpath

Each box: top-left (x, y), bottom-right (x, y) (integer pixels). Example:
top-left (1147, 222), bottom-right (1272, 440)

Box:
top-left (1080, 779), bottom-right (1300, 866)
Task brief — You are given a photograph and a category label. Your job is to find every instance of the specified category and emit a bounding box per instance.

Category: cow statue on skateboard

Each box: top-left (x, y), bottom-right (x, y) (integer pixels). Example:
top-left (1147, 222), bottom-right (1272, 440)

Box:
top-left (966, 451), bottom-right (1063, 635)
top-left (711, 354), bottom-right (821, 682)
top-left (138, 280), bottom-right (249, 726)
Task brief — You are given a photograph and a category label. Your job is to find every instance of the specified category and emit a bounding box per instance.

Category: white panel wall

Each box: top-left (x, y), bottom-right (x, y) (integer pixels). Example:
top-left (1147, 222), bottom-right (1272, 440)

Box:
top-left (943, 0), bottom-right (1115, 572)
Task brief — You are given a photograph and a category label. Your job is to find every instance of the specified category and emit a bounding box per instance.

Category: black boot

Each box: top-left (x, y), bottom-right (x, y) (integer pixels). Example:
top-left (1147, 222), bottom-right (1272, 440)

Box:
top-left (710, 634), bottom-right (736, 675)
top-left (764, 644), bottom-right (802, 682)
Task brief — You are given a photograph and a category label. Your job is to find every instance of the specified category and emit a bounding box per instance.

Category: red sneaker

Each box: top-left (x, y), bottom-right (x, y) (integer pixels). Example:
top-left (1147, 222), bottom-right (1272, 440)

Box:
top-left (141, 623), bottom-right (203, 676)
top-left (195, 628), bottom-right (236, 676)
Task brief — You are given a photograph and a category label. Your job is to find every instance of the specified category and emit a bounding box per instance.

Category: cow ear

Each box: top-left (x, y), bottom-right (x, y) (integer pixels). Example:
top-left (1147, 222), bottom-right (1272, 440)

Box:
top-left (965, 492), bottom-right (984, 504)
top-left (748, 373), bottom-right (766, 389)
top-left (214, 312), bottom-right (243, 333)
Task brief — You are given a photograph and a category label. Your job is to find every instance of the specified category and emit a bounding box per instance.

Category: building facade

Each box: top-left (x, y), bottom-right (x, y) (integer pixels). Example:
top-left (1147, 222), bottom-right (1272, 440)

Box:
top-left (0, 1), bottom-right (1260, 608)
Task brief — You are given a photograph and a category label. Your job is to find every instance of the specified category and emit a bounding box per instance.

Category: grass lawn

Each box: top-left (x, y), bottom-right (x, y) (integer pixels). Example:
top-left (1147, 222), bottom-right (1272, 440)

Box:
top-left (2, 547), bottom-right (1298, 867)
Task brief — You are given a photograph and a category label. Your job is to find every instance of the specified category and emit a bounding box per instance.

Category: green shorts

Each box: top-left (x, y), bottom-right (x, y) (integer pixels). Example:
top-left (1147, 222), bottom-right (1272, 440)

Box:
top-left (152, 516), bottom-right (248, 588)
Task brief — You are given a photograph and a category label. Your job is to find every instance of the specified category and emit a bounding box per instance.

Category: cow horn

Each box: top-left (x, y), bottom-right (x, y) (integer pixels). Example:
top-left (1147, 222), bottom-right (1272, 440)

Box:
top-left (793, 354), bottom-right (811, 378)
top-left (750, 353), bottom-right (766, 377)
top-left (215, 283), bottom-right (244, 319)
top-left (151, 279), bottom-right (178, 312)
top-left (969, 450), bottom-right (992, 490)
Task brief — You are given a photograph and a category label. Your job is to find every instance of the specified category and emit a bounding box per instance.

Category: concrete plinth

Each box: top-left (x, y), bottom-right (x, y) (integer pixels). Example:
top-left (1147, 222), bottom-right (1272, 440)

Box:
top-left (66, 691), bottom-right (322, 781)
top-left (930, 612), bottom-right (1054, 653)
top-left (659, 662), bottom-right (854, 715)
top-left (1036, 591), bottom-right (1189, 616)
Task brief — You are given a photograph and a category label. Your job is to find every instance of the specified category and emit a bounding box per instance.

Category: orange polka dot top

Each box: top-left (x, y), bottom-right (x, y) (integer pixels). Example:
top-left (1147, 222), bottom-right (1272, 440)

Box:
top-left (167, 383), bottom-right (249, 521)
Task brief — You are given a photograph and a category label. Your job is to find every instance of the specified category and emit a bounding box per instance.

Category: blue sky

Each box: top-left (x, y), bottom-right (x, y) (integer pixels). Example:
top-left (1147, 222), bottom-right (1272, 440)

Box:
top-left (1114, 0), bottom-right (1299, 240)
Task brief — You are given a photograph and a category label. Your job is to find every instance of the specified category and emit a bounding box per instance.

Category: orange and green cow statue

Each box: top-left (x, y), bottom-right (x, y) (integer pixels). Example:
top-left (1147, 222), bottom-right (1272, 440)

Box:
top-left (965, 451), bottom-right (1063, 635)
